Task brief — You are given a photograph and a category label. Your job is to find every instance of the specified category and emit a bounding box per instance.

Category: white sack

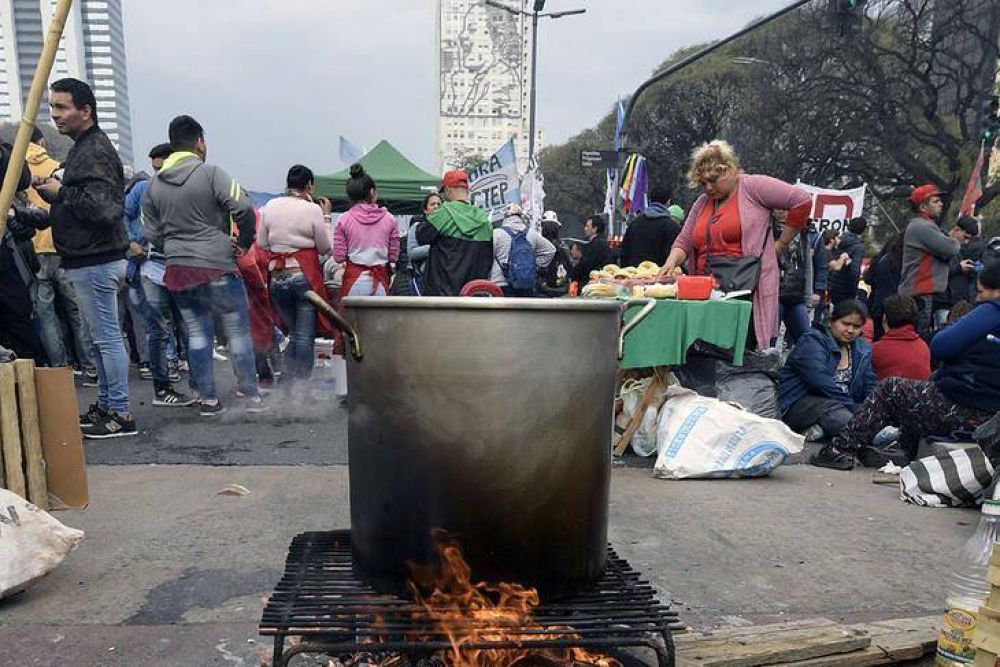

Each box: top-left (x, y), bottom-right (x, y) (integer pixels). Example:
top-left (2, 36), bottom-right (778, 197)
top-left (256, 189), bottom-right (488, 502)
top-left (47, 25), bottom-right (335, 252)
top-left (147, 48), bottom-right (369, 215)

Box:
top-left (0, 489), bottom-right (84, 599)
top-left (654, 387), bottom-right (804, 479)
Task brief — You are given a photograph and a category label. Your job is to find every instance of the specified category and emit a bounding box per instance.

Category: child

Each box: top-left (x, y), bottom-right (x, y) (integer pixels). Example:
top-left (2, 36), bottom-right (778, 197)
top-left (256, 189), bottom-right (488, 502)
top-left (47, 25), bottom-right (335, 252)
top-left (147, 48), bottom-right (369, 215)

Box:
top-left (871, 294), bottom-right (930, 380)
top-left (778, 300), bottom-right (878, 442)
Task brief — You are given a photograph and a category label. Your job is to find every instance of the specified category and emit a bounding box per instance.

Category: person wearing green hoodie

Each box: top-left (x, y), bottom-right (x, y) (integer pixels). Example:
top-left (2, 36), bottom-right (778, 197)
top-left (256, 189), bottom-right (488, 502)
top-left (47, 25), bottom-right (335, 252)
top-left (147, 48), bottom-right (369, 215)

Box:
top-left (415, 170), bottom-right (493, 296)
top-left (142, 115), bottom-right (262, 417)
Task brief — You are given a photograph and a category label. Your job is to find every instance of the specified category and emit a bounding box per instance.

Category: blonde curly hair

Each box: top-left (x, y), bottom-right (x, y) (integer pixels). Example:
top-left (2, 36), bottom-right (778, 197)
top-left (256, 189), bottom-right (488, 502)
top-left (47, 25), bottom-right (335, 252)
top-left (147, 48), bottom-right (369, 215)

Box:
top-left (686, 140), bottom-right (741, 188)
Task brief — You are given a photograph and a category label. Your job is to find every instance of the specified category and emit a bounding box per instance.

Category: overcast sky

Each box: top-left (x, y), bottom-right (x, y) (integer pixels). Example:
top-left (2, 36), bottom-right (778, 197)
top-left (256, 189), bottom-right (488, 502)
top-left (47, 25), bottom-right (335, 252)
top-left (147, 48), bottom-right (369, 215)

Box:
top-left (123, 0), bottom-right (789, 191)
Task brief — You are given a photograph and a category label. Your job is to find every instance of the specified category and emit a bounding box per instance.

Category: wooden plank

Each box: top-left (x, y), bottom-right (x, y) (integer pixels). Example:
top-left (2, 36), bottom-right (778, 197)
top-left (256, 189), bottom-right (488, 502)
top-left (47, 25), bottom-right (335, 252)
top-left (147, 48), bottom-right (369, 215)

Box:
top-left (614, 375), bottom-right (665, 456)
top-left (776, 619), bottom-right (937, 666)
top-left (13, 360), bottom-right (47, 510)
top-left (674, 619), bottom-right (839, 645)
top-left (975, 649), bottom-right (1000, 667)
top-left (0, 363), bottom-right (25, 497)
top-left (976, 605), bottom-right (1000, 653)
top-left (675, 626), bottom-right (871, 667)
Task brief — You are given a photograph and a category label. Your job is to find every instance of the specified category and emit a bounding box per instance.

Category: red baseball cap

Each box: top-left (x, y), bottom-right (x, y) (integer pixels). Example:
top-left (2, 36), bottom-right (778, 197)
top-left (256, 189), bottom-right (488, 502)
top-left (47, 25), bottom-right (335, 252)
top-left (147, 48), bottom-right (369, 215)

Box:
top-left (441, 169), bottom-right (470, 190)
top-left (909, 184), bottom-right (945, 206)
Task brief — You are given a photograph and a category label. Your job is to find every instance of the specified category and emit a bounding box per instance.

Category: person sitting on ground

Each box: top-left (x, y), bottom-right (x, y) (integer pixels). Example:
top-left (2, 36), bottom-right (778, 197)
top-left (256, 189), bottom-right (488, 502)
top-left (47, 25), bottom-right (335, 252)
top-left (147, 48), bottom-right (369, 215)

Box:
top-left (948, 299), bottom-right (976, 324)
top-left (619, 184), bottom-right (680, 268)
top-left (416, 170), bottom-right (493, 296)
top-left (333, 164), bottom-right (399, 298)
top-left (778, 299), bottom-right (878, 443)
top-left (570, 214), bottom-right (613, 287)
top-left (490, 203), bottom-right (555, 297)
top-left (871, 294), bottom-right (930, 381)
top-left (810, 262), bottom-right (1000, 470)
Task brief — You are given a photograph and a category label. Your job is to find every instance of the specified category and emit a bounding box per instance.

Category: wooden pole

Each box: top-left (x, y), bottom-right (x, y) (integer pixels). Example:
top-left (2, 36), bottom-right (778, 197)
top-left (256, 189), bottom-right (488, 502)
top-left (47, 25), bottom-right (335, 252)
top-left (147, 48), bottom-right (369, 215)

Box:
top-left (0, 363), bottom-right (25, 497)
top-left (0, 0), bottom-right (75, 239)
top-left (14, 360), bottom-right (47, 509)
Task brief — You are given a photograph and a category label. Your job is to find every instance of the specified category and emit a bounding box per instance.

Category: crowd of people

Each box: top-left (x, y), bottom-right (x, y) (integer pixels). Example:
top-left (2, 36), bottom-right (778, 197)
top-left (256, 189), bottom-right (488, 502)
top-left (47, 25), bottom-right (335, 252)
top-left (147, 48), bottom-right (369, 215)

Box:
top-left (1, 81), bottom-right (998, 467)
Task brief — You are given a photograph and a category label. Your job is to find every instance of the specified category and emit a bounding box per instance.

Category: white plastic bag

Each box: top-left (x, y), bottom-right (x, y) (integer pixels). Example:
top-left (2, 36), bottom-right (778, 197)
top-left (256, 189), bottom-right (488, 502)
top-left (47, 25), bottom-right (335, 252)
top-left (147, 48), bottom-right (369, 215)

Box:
top-left (616, 378), bottom-right (667, 457)
top-left (653, 387), bottom-right (804, 479)
top-left (0, 489), bottom-right (84, 599)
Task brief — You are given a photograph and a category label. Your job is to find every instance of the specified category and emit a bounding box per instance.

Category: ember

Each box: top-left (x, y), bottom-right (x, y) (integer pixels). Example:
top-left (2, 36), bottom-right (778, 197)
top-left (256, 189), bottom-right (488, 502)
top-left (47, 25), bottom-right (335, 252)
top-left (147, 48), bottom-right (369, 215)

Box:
top-left (400, 531), bottom-right (620, 667)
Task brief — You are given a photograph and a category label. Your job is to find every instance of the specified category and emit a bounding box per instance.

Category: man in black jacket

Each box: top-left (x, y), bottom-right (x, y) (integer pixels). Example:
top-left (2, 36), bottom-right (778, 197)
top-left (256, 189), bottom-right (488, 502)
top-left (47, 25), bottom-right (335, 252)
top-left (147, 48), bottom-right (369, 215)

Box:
top-left (34, 78), bottom-right (135, 439)
top-left (570, 215), bottom-right (613, 286)
top-left (828, 217), bottom-right (868, 306)
top-left (619, 185), bottom-right (680, 268)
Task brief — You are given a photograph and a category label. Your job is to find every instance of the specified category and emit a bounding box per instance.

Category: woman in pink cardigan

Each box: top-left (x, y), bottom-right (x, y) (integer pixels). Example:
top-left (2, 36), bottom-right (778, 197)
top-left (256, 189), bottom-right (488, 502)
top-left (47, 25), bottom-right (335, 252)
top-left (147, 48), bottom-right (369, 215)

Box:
top-left (660, 141), bottom-right (812, 349)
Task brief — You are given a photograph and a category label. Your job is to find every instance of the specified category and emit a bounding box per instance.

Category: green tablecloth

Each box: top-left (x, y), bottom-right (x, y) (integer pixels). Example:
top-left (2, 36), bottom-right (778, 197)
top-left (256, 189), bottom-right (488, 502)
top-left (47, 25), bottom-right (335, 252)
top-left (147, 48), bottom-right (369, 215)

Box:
top-left (620, 299), bottom-right (752, 369)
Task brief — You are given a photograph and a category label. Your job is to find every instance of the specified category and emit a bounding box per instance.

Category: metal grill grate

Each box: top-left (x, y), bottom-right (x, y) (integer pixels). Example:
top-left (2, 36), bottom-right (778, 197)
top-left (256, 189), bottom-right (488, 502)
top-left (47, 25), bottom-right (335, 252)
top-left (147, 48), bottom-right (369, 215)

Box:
top-left (260, 531), bottom-right (679, 666)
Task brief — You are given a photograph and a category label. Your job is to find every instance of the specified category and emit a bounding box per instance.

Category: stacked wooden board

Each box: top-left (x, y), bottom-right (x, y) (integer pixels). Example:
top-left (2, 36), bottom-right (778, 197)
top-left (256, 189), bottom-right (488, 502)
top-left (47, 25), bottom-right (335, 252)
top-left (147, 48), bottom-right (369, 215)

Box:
top-left (675, 616), bottom-right (938, 666)
top-left (973, 546), bottom-right (1000, 666)
top-left (0, 359), bottom-right (48, 509)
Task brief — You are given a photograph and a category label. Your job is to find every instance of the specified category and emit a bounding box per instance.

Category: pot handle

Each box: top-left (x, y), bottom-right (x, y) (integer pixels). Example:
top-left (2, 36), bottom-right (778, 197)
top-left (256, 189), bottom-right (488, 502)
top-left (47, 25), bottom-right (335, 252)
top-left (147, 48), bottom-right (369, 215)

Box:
top-left (619, 298), bottom-right (657, 360)
top-left (304, 290), bottom-right (363, 361)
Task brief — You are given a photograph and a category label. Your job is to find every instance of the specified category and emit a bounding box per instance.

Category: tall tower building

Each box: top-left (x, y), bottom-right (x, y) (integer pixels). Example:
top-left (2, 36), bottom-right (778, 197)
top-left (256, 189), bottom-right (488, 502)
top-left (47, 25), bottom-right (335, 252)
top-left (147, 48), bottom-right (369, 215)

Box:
top-left (436, 0), bottom-right (541, 172)
top-left (0, 0), bottom-right (133, 165)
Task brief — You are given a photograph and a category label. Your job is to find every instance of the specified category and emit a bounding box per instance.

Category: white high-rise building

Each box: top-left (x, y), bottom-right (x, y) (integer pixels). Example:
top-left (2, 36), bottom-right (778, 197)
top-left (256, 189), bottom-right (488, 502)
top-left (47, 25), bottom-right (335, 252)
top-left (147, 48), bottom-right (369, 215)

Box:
top-left (436, 0), bottom-right (541, 172)
top-left (0, 0), bottom-right (133, 165)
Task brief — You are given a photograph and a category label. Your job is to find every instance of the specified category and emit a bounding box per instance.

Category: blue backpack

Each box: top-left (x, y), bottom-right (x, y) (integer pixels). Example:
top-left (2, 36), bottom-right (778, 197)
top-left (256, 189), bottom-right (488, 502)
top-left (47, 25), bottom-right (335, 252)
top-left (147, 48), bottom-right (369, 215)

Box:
top-left (502, 226), bottom-right (536, 293)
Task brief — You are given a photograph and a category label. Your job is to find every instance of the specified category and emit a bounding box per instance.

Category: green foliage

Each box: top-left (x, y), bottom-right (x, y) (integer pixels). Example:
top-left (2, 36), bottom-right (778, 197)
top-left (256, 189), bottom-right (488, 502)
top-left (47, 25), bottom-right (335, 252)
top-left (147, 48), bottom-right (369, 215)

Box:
top-left (540, 0), bottom-right (1000, 245)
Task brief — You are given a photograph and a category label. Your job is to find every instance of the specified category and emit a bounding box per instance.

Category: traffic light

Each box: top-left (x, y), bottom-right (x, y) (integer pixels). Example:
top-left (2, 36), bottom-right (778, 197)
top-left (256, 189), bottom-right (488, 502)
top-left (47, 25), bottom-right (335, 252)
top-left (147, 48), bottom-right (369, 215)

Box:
top-left (830, 0), bottom-right (865, 34)
top-left (984, 96), bottom-right (999, 144)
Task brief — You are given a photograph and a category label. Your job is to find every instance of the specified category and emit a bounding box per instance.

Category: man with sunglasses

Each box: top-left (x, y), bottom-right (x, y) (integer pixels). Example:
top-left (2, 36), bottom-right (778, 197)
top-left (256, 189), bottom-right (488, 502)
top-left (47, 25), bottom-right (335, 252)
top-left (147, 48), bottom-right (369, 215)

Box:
top-left (899, 184), bottom-right (963, 337)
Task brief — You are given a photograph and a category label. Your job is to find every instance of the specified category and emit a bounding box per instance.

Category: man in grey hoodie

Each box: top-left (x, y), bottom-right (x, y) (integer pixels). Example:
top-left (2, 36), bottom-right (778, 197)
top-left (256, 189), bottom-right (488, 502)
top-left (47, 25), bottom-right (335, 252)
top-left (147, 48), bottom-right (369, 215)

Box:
top-left (142, 115), bottom-right (263, 416)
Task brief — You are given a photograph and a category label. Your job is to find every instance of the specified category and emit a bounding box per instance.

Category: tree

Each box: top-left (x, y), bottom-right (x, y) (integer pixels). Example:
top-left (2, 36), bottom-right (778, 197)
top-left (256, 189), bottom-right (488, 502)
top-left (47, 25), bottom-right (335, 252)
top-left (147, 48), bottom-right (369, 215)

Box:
top-left (541, 0), bottom-right (1000, 234)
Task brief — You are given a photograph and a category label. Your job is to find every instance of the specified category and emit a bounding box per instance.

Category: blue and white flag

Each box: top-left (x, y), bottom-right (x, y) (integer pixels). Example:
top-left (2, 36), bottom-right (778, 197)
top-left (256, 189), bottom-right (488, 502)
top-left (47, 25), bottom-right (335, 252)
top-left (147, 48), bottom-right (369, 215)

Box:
top-left (339, 136), bottom-right (364, 165)
top-left (469, 138), bottom-right (521, 219)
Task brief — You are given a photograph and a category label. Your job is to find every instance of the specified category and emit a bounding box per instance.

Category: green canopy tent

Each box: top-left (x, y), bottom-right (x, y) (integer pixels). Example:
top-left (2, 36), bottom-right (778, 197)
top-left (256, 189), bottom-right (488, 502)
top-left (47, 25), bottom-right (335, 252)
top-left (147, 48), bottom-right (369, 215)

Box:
top-left (314, 140), bottom-right (440, 215)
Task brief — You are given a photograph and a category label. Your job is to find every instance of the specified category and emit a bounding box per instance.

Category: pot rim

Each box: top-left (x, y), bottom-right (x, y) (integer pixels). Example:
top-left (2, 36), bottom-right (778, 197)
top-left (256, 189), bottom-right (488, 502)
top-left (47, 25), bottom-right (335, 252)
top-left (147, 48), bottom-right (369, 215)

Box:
top-left (343, 296), bottom-right (623, 312)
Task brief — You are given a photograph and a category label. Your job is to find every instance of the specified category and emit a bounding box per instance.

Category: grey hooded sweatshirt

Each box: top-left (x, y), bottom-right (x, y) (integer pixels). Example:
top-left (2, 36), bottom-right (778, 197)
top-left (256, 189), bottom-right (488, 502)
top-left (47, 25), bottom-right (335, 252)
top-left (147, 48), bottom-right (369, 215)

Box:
top-left (141, 151), bottom-right (256, 273)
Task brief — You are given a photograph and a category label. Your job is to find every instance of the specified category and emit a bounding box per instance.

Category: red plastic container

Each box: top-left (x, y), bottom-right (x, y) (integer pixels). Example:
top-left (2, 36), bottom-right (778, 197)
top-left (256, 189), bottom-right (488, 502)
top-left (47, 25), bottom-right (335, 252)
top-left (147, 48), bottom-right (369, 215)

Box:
top-left (676, 275), bottom-right (714, 301)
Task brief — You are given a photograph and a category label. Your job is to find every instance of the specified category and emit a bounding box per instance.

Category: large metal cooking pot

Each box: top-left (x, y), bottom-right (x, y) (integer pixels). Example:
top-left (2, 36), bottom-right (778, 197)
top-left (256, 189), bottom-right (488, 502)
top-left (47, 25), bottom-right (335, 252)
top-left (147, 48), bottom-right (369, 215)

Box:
top-left (308, 294), bottom-right (655, 599)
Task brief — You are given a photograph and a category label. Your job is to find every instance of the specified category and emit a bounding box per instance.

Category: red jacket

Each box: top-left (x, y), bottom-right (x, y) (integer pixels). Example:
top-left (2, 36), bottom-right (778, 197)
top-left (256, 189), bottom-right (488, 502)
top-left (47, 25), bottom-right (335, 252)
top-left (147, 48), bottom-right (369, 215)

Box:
top-left (872, 324), bottom-right (931, 381)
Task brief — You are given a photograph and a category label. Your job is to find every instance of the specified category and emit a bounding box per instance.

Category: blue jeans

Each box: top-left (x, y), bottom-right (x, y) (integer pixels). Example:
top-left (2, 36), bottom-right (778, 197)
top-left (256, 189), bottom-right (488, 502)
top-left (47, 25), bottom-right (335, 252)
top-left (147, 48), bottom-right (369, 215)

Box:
top-left (171, 273), bottom-right (258, 400)
top-left (30, 254), bottom-right (92, 368)
top-left (779, 301), bottom-right (811, 346)
top-left (65, 260), bottom-right (131, 414)
top-left (269, 272), bottom-right (316, 382)
top-left (138, 276), bottom-right (180, 391)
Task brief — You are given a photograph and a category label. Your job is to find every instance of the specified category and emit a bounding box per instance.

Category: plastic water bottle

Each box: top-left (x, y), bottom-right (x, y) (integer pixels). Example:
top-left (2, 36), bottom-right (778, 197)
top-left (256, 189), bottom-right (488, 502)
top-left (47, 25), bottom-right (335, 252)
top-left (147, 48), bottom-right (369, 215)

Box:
top-left (936, 499), bottom-right (1000, 665)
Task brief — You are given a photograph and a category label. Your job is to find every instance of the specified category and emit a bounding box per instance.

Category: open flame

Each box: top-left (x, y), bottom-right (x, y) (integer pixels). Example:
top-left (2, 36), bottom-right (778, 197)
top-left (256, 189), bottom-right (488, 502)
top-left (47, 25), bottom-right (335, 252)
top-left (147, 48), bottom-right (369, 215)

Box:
top-left (400, 532), bottom-right (621, 667)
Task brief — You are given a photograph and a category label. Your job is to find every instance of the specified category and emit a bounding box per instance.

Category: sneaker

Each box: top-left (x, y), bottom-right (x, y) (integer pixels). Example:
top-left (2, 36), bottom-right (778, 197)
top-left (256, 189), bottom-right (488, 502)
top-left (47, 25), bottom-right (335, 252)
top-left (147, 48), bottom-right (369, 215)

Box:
top-left (72, 366), bottom-right (83, 377)
top-left (859, 443), bottom-right (910, 469)
top-left (243, 395), bottom-right (268, 414)
top-left (200, 400), bottom-right (226, 417)
top-left (803, 424), bottom-right (826, 442)
top-left (138, 363), bottom-right (153, 380)
top-left (213, 346), bottom-right (228, 362)
top-left (168, 365), bottom-right (182, 383)
top-left (257, 378), bottom-right (275, 394)
top-left (79, 402), bottom-right (106, 427)
top-left (809, 444), bottom-right (856, 471)
top-left (177, 359), bottom-right (189, 373)
top-left (82, 412), bottom-right (138, 439)
top-left (153, 388), bottom-right (197, 407)
top-left (82, 367), bottom-right (99, 387)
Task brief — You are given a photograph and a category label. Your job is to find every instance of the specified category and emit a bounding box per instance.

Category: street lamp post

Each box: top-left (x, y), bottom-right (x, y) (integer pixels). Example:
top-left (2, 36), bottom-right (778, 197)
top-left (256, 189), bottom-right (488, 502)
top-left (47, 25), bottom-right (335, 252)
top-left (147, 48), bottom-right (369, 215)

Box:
top-left (483, 0), bottom-right (585, 164)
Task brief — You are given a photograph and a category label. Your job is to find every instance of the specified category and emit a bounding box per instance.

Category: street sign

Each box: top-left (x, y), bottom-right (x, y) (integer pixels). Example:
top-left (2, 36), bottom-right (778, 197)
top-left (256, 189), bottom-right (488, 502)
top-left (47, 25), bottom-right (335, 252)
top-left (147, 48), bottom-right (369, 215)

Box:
top-left (580, 150), bottom-right (618, 169)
